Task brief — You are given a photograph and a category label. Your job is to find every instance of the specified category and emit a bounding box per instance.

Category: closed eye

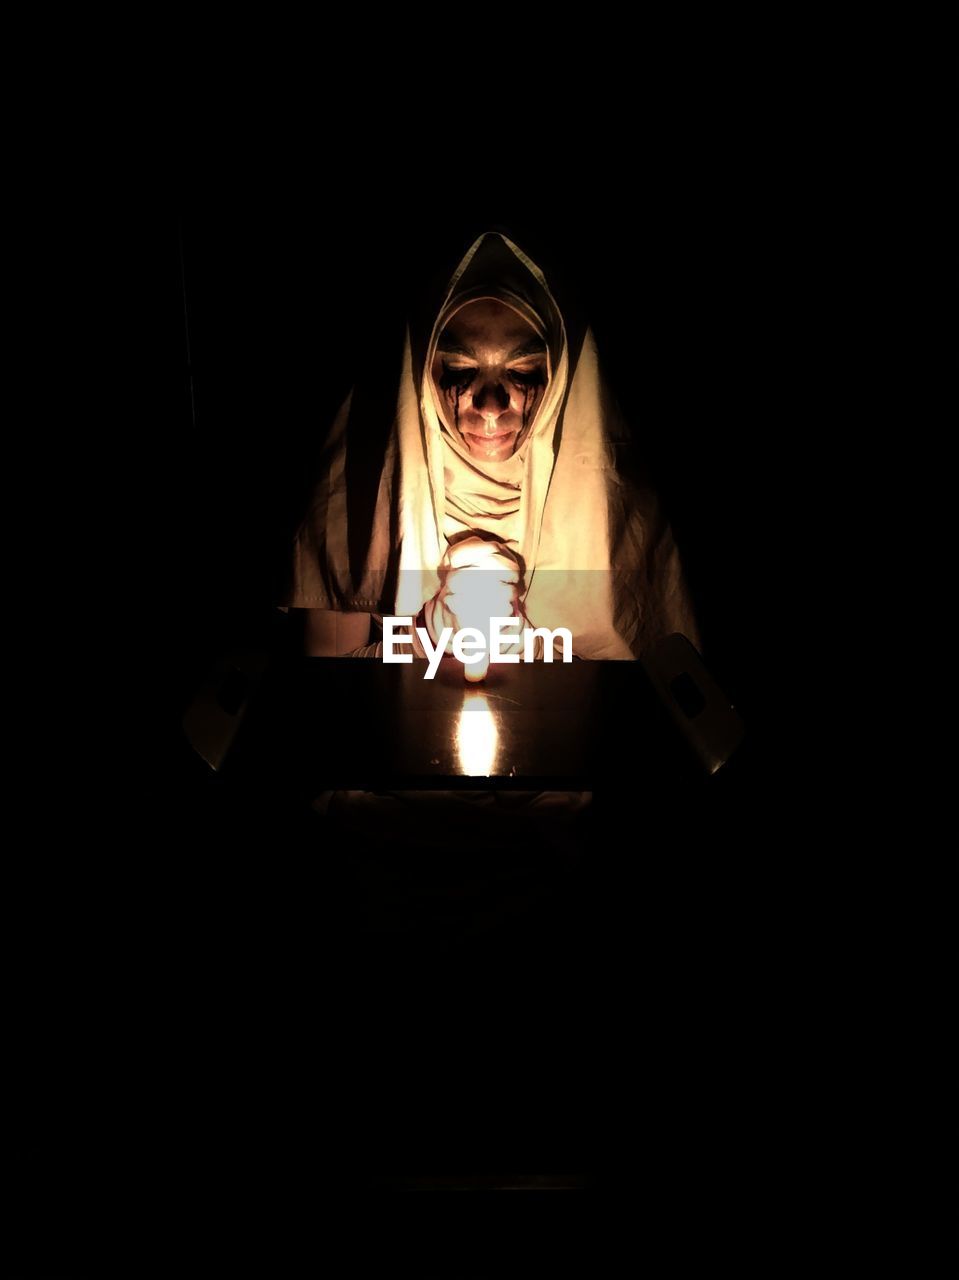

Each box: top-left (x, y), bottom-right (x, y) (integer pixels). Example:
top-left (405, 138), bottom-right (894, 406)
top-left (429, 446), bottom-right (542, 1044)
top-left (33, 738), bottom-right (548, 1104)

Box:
top-left (509, 367), bottom-right (545, 388)
top-left (440, 363), bottom-right (477, 391)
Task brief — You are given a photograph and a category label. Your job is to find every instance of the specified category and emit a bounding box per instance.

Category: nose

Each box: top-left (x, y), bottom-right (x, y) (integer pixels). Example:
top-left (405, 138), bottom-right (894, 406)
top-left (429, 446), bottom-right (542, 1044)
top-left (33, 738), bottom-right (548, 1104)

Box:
top-left (472, 378), bottom-right (510, 422)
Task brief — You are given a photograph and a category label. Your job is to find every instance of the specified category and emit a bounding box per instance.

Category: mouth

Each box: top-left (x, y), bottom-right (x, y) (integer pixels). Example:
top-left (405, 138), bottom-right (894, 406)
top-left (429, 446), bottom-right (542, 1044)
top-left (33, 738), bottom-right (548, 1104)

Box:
top-left (462, 417), bottom-right (519, 444)
top-left (464, 429), bottom-right (516, 444)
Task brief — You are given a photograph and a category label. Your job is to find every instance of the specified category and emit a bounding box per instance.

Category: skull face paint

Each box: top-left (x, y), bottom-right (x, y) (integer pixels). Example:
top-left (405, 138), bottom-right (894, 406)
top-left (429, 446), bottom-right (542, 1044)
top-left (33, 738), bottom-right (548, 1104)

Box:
top-left (431, 298), bottom-right (548, 462)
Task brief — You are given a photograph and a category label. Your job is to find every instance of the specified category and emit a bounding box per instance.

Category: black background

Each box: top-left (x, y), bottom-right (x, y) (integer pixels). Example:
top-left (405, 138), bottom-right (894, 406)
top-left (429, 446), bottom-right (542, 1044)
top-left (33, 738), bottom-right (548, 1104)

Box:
top-left (162, 138), bottom-right (793, 1209)
top-left (18, 72), bottom-right (835, 1270)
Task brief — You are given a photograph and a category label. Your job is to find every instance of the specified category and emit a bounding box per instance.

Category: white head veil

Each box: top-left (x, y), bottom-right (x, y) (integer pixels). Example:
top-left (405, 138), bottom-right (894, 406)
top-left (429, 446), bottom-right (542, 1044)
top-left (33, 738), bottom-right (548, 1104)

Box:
top-left (284, 230), bottom-right (700, 659)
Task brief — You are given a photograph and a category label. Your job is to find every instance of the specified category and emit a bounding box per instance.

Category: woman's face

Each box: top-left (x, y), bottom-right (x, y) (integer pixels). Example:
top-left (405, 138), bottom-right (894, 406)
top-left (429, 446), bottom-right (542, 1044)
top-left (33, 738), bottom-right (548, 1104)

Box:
top-left (431, 298), bottom-right (548, 462)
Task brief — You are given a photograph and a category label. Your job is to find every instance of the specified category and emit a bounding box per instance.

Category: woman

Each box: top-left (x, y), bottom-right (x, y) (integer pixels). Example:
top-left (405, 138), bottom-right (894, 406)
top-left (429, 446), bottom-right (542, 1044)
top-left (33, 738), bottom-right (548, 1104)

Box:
top-left (280, 230), bottom-right (703, 937)
top-left (283, 228), bottom-right (700, 663)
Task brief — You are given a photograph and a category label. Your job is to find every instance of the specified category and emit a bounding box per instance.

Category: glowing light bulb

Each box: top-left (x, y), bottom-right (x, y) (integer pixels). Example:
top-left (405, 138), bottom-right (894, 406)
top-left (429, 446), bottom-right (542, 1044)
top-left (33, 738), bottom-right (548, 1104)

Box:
top-left (448, 569), bottom-right (515, 683)
top-left (464, 650), bottom-right (490, 682)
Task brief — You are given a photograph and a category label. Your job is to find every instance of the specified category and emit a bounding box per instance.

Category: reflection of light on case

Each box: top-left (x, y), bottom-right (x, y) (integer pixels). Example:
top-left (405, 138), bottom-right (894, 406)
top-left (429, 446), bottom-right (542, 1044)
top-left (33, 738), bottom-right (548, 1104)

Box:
top-left (456, 693), bottom-right (499, 776)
